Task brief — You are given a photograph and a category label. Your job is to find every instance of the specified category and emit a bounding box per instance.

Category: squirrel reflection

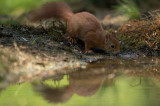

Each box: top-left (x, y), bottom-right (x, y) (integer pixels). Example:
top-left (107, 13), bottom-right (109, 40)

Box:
top-left (32, 60), bottom-right (119, 104)
top-left (69, 71), bottom-right (106, 97)
top-left (32, 57), bottom-right (160, 104)
top-left (33, 69), bottom-right (116, 104)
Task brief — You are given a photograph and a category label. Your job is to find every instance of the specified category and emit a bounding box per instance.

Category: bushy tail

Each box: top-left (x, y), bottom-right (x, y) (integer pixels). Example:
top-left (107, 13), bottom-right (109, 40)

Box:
top-left (29, 2), bottom-right (74, 22)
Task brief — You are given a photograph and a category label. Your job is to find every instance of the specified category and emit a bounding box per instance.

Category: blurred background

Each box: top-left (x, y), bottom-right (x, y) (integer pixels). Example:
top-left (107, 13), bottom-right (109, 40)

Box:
top-left (0, 0), bottom-right (160, 16)
top-left (0, 0), bottom-right (160, 26)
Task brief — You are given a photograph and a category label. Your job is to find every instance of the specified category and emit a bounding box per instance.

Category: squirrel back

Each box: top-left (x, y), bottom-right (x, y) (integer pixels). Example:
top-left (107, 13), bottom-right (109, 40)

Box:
top-left (29, 2), bottom-right (74, 22)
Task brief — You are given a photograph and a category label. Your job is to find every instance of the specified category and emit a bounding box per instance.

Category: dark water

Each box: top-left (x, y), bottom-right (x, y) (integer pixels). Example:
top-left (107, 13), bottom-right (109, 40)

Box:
top-left (0, 57), bottom-right (160, 106)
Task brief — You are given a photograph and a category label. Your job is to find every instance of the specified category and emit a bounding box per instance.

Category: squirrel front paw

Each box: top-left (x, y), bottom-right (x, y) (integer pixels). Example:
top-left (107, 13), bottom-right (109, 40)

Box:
top-left (85, 50), bottom-right (94, 54)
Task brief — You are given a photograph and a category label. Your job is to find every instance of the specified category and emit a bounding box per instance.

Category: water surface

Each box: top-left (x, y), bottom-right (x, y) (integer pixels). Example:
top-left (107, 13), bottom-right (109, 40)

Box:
top-left (0, 57), bottom-right (160, 106)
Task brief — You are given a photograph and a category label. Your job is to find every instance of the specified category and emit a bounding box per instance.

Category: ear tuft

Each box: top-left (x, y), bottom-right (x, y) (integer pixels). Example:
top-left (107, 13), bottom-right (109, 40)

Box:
top-left (110, 32), bottom-right (117, 38)
top-left (106, 34), bottom-right (109, 41)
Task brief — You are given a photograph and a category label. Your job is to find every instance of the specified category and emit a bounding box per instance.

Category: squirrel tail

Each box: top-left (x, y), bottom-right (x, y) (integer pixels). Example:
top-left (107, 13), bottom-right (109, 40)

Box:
top-left (29, 2), bottom-right (74, 22)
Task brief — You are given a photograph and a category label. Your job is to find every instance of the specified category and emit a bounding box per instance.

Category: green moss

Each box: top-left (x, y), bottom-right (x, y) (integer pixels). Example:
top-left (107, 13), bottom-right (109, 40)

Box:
top-left (46, 20), bottom-right (66, 41)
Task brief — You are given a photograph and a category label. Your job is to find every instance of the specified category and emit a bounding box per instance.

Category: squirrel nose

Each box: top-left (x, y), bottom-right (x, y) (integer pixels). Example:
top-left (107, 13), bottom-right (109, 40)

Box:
top-left (111, 45), bottom-right (115, 48)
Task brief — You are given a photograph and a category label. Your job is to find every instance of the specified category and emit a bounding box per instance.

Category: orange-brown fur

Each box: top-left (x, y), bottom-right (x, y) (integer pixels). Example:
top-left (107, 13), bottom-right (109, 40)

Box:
top-left (29, 2), bottom-right (120, 54)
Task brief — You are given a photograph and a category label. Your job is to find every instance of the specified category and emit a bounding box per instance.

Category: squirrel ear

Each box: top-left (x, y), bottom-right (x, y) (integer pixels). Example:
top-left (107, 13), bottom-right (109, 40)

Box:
top-left (111, 32), bottom-right (117, 38)
top-left (106, 34), bottom-right (109, 42)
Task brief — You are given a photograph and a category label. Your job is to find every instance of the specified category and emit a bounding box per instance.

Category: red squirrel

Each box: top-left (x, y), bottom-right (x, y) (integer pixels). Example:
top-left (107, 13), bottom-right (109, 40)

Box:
top-left (29, 2), bottom-right (120, 54)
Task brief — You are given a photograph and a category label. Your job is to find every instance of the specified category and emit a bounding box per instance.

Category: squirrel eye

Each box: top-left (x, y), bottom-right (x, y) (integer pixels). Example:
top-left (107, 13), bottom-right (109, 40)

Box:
top-left (111, 44), bottom-right (115, 48)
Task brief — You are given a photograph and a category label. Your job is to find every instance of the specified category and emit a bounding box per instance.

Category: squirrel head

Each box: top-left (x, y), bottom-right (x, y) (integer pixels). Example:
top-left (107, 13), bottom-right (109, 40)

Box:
top-left (105, 32), bottom-right (120, 54)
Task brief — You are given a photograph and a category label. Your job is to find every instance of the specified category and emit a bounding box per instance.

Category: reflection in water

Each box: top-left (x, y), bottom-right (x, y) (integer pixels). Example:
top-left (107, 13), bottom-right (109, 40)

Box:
top-left (69, 71), bottom-right (106, 97)
top-left (1, 57), bottom-right (160, 106)
top-left (32, 57), bottom-right (160, 104)
top-left (33, 70), bottom-right (109, 104)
